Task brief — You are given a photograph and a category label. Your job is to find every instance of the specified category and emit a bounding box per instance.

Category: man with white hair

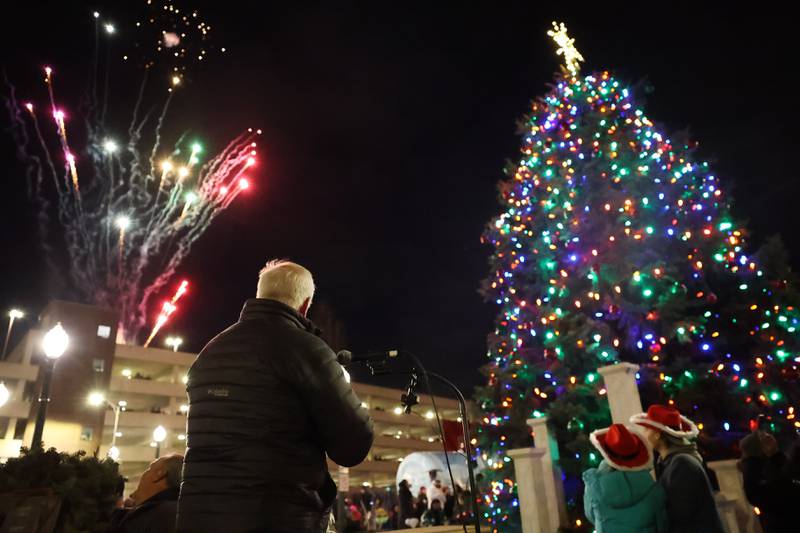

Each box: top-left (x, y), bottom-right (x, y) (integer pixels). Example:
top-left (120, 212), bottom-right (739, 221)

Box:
top-left (177, 260), bottom-right (374, 533)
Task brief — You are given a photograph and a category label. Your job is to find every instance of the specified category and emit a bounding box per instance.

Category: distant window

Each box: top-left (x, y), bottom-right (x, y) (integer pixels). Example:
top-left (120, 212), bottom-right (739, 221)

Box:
top-left (93, 358), bottom-right (105, 373)
top-left (97, 325), bottom-right (111, 339)
top-left (80, 427), bottom-right (94, 441)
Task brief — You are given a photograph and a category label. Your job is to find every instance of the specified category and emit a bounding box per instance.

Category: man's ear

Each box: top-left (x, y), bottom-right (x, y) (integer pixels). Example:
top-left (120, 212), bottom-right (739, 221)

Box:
top-left (298, 297), bottom-right (312, 317)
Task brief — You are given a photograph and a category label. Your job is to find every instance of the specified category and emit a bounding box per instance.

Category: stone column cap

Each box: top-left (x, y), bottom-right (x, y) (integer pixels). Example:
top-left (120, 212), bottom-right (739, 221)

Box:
top-left (597, 362), bottom-right (639, 376)
top-left (507, 447), bottom-right (548, 459)
top-left (526, 416), bottom-right (548, 430)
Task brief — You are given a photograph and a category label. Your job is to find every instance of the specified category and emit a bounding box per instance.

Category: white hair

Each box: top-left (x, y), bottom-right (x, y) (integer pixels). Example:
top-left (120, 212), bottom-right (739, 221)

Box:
top-left (256, 260), bottom-right (315, 309)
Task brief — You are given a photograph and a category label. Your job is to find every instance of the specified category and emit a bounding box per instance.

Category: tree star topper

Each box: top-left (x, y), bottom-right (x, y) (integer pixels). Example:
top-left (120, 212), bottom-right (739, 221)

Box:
top-left (548, 21), bottom-right (584, 76)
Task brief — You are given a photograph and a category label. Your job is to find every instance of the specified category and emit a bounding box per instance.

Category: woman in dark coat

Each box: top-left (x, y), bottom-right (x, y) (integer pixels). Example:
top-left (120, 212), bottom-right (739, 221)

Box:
top-left (414, 486), bottom-right (428, 520)
top-left (739, 431), bottom-right (800, 532)
top-left (631, 405), bottom-right (724, 533)
top-left (397, 480), bottom-right (415, 528)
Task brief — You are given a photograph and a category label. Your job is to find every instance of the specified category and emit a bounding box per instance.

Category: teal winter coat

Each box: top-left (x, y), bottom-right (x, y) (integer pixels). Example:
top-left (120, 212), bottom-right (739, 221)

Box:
top-left (583, 460), bottom-right (668, 533)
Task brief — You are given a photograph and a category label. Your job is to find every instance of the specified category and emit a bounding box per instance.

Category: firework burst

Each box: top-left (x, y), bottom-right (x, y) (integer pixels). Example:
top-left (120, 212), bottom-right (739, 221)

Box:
top-left (5, 3), bottom-right (260, 342)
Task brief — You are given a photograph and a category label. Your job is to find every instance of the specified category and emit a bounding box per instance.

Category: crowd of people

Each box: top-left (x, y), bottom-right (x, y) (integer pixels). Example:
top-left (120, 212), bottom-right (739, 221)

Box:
top-left (338, 477), bottom-right (471, 531)
top-left (583, 404), bottom-right (800, 533)
top-left (102, 462), bottom-right (472, 533)
top-left (101, 402), bottom-right (799, 533)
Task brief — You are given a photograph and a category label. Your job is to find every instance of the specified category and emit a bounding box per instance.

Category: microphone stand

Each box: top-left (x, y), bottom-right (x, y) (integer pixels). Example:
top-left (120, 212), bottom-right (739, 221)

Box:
top-left (362, 356), bottom-right (481, 533)
top-left (424, 370), bottom-right (480, 532)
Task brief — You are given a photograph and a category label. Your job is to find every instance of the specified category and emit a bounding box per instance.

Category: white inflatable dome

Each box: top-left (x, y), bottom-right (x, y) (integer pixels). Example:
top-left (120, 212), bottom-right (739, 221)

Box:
top-left (396, 451), bottom-right (470, 493)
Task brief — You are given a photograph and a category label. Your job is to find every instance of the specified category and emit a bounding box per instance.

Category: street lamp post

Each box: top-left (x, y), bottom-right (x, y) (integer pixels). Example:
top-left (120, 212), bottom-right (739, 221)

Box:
top-left (32, 323), bottom-right (69, 449)
top-left (165, 336), bottom-right (183, 352)
top-left (153, 425), bottom-right (167, 458)
top-left (2, 309), bottom-right (24, 360)
top-left (87, 392), bottom-right (127, 459)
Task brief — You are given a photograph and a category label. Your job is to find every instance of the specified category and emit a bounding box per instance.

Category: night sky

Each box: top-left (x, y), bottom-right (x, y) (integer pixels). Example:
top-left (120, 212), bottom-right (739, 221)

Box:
top-left (1, 2), bottom-right (798, 394)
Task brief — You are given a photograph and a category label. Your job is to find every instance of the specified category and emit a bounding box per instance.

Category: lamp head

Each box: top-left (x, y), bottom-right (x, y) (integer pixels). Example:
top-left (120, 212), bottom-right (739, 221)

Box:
top-left (153, 425), bottom-right (167, 443)
top-left (42, 322), bottom-right (69, 360)
top-left (87, 391), bottom-right (106, 407)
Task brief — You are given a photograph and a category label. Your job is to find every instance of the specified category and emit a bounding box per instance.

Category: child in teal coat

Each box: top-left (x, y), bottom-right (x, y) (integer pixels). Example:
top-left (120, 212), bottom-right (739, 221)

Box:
top-left (583, 423), bottom-right (668, 533)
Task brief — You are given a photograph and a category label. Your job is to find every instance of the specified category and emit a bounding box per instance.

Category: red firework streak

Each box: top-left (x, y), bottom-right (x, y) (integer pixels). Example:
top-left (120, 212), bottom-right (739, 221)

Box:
top-left (143, 280), bottom-right (189, 347)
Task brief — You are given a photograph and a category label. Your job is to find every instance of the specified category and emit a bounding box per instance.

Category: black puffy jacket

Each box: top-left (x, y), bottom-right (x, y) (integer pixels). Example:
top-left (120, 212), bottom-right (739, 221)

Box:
top-left (176, 299), bottom-right (374, 533)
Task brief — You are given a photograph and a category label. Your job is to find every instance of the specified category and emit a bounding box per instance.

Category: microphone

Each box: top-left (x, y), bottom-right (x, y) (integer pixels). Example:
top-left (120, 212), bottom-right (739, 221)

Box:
top-left (336, 349), bottom-right (399, 366)
top-left (401, 371), bottom-right (419, 414)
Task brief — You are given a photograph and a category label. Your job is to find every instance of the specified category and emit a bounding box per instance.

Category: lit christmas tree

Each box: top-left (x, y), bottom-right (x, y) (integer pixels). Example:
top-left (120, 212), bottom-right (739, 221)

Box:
top-left (476, 22), bottom-right (800, 530)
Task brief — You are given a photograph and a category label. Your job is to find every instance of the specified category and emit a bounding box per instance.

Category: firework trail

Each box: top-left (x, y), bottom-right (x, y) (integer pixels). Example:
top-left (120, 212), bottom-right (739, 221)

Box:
top-left (144, 279), bottom-right (189, 347)
top-left (4, 2), bottom-right (260, 342)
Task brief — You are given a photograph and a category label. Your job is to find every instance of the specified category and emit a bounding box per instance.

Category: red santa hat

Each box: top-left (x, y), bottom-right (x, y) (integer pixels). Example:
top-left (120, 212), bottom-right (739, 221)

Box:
top-left (589, 423), bottom-right (653, 472)
top-left (630, 404), bottom-right (699, 439)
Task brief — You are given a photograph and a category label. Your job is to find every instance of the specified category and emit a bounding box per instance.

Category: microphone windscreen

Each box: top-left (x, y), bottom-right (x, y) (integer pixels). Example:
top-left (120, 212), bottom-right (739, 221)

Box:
top-left (336, 350), bottom-right (353, 365)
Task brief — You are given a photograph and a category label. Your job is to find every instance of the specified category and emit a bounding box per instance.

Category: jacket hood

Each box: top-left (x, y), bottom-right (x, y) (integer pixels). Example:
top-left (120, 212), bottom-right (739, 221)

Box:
top-left (596, 467), bottom-right (658, 509)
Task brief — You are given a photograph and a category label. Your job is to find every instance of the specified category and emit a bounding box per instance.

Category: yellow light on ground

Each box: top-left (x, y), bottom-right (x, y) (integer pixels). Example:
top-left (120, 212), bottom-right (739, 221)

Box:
top-left (393, 406), bottom-right (403, 415)
top-left (425, 411), bottom-right (435, 420)
top-left (122, 368), bottom-right (132, 378)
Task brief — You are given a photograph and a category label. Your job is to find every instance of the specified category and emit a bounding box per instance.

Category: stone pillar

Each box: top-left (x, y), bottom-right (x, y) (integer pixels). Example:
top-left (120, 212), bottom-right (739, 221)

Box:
top-left (708, 460), bottom-right (762, 533)
top-left (527, 417), bottom-right (568, 528)
top-left (507, 448), bottom-right (552, 533)
top-left (598, 363), bottom-right (643, 424)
